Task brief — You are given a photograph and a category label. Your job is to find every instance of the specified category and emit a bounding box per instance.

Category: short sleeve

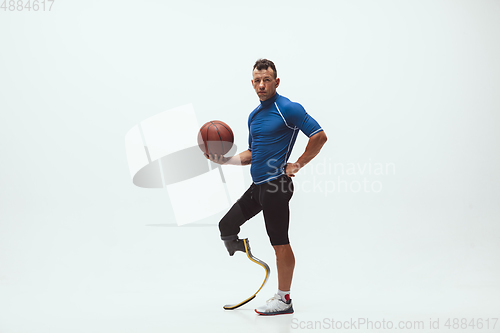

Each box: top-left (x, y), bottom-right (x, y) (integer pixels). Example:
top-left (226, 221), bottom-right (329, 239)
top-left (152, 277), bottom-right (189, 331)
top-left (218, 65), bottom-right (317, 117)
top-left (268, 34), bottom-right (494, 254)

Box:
top-left (284, 103), bottom-right (323, 138)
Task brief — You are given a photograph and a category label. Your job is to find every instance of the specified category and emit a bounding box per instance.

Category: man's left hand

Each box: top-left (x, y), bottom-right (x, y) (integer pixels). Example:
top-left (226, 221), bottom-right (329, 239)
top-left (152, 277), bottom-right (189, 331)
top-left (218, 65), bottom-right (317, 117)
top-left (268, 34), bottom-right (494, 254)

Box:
top-left (285, 162), bottom-right (301, 177)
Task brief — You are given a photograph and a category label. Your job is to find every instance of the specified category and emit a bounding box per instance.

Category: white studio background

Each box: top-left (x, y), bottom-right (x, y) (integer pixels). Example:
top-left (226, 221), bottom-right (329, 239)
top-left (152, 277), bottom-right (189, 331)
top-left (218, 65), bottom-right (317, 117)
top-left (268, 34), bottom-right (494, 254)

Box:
top-left (1, 1), bottom-right (499, 333)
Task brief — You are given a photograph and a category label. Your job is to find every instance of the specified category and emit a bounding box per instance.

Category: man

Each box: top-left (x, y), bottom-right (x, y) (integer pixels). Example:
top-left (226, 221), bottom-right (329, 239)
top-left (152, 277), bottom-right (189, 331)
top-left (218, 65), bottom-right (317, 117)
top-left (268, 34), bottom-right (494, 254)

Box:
top-left (206, 59), bottom-right (327, 315)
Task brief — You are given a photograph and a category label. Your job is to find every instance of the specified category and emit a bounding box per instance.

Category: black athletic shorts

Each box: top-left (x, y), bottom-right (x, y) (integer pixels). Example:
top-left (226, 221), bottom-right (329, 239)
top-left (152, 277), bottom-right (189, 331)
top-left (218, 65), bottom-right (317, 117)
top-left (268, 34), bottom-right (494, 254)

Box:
top-left (218, 175), bottom-right (294, 246)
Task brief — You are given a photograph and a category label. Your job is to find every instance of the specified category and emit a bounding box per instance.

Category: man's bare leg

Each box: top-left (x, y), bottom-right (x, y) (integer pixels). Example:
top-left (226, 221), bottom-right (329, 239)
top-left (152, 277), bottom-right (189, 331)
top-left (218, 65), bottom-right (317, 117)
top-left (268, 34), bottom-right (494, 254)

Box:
top-left (255, 243), bottom-right (295, 315)
top-left (273, 244), bottom-right (295, 291)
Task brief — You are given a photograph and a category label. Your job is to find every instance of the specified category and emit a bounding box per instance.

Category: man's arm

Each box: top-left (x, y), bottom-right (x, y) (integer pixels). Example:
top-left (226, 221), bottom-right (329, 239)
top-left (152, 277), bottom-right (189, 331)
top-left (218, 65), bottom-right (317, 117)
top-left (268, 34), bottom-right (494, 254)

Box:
top-left (285, 131), bottom-right (327, 177)
top-left (205, 149), bottom-right (252, 166)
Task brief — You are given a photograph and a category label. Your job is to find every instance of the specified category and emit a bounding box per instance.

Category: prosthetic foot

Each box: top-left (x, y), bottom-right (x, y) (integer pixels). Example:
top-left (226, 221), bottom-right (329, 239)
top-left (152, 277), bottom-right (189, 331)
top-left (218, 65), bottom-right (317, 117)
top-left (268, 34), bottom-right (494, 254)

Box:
top-left (222, 237), bottom-right (270, 310)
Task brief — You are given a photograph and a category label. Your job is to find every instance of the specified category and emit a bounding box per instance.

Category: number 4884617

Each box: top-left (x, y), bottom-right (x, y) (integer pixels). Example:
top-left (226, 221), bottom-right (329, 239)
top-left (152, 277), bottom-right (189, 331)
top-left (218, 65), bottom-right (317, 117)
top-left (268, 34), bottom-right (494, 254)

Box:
top-left (1, 0), bottom-right (55, 11)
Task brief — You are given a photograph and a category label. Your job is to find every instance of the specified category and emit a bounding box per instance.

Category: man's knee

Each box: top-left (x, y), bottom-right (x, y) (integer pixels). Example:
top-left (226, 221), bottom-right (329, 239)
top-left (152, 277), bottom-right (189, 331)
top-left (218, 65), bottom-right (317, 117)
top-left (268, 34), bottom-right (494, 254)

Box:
top-left (218, 222), bottom-right (232, 236)
top-left (218, 213), bottom-right (233, 236)
top-left (273, 243), bottom-right (293, 255)
top-left (219, 202), bottom-right (245, 237)
top-left (268, 232), bottom-right (290, 247)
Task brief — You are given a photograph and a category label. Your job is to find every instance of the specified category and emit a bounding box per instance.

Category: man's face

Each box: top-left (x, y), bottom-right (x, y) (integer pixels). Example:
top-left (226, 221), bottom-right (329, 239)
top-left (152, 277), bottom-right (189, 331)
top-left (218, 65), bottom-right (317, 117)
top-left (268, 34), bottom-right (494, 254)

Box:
top-left (252, 67), bottom-right (280, 101)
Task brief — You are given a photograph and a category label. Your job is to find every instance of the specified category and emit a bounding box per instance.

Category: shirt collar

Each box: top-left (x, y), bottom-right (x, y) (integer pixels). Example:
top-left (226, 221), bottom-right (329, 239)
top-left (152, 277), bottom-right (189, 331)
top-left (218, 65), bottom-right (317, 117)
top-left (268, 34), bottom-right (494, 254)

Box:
top-left (260, 92), bottom-right (280, 108)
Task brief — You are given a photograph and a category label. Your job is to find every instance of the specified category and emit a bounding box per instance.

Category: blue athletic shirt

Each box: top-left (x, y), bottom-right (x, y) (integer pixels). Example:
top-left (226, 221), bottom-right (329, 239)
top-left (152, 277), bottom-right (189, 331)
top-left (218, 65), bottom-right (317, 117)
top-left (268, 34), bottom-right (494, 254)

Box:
top-left (248, 93), bottom-right (323, 184)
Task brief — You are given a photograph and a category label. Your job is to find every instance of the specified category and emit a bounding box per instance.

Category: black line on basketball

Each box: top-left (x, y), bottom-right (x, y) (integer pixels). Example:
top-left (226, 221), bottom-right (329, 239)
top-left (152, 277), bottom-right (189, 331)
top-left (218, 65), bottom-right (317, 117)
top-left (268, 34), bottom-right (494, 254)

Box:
top-left (206, 123), bottom-right (214, 154)
top-left (215, 122), bottom-right (234, 143)
top-left (210, 121), bottom-right (225, 155)
top-left (199, 123), bottom-right (210, 153)
top-left (200, 123), bottom-right (210, 135)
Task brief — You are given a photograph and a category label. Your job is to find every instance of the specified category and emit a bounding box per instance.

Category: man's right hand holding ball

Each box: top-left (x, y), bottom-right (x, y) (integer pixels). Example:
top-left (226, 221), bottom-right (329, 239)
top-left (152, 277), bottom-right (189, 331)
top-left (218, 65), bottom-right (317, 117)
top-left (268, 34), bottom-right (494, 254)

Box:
top-left (205, 153), bottom-right (228, 165)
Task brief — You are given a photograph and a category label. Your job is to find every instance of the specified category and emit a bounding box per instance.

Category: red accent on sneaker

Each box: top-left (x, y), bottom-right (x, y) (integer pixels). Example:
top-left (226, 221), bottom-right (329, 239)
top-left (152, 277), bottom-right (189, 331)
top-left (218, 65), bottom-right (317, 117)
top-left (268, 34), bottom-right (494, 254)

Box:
top-left (284, 294), bottom-right (290, 302)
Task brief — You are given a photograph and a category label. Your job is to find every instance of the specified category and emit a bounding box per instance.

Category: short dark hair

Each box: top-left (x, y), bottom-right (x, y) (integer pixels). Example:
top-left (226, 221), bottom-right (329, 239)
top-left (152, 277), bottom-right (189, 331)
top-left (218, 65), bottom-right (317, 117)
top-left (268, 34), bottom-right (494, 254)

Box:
top-left (253, 58), bottom-right (277, 78)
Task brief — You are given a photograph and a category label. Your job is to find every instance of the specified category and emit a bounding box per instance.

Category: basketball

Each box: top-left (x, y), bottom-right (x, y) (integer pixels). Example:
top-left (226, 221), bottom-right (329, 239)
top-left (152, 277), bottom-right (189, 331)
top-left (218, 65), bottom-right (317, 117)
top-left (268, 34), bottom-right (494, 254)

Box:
top-left (197, 120), bottom-right (234, 156)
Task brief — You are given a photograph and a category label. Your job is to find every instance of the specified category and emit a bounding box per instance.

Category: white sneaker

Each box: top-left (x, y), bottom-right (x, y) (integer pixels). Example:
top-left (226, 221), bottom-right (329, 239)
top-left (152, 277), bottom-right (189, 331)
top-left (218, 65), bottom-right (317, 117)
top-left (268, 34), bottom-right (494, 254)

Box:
top-left (255, 294), bottom-right (294, 315)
